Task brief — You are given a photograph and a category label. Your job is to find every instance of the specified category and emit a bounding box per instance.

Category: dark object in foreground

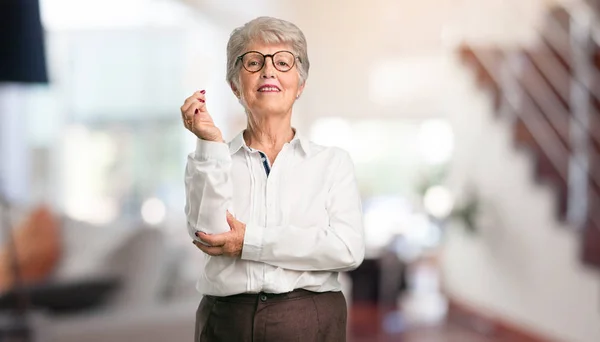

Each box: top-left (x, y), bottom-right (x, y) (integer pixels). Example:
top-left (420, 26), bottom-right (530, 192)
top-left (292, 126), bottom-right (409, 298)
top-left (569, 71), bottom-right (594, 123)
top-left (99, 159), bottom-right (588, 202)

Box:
top-left (0, 277), bottom-right (119, 316)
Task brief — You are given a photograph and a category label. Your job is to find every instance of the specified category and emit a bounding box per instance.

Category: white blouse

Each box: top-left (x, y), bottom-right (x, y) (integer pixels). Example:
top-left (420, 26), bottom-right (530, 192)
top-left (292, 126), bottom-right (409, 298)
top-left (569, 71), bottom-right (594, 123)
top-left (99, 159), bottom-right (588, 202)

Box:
top-left (184, 130), bottom-right (365, 296)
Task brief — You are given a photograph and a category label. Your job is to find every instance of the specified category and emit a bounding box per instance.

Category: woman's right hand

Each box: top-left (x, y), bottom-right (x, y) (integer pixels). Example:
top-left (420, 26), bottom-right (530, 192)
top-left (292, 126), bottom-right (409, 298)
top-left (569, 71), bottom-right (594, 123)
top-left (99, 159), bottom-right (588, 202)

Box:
top-left (180, 90), bottom-right (223, 142)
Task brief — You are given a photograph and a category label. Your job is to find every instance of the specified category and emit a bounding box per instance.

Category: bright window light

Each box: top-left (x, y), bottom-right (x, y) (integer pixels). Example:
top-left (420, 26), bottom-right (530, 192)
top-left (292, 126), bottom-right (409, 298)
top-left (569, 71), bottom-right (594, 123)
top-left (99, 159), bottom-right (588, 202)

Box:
top-left (40, 0), bottom-right (194, 30)
top-left (418, 119), bottom-right (454, 165)
top-left (423, 185), bottom-right (454, 219)
top-left (309, 117), bottom-right (353, 151)
top-left (63, 125), bottom-right (119, 224)
top-left (141, 197), bottom-right (166, 225)
top-left (368, 57), bottom-right (445, 106)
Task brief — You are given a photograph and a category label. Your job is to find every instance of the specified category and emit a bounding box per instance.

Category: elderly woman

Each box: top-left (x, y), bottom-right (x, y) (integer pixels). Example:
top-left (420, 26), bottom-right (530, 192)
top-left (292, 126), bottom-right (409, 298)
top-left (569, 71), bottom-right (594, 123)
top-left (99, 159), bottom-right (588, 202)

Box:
top-left (180, 16), bottom-right (364, 342)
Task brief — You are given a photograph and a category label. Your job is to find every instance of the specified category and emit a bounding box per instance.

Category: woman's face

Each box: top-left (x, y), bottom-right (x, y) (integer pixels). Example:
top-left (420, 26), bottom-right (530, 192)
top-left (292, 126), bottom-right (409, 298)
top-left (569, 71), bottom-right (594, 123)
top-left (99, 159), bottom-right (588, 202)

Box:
top-left (235, 42), bottom-right (304, 117)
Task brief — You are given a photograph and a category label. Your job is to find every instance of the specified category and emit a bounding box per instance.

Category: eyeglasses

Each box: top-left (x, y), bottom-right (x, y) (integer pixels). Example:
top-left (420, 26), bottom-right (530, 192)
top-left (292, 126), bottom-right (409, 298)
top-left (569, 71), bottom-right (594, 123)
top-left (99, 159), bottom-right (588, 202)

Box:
top-left (237, 50), bottom-right (299, 73)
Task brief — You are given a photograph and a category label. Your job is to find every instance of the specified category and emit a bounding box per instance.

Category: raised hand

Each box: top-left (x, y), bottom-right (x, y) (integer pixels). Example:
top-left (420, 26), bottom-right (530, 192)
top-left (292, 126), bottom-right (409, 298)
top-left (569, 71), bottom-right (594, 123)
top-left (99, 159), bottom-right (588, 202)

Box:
top-left (180, 90), bottom-right (223, 142)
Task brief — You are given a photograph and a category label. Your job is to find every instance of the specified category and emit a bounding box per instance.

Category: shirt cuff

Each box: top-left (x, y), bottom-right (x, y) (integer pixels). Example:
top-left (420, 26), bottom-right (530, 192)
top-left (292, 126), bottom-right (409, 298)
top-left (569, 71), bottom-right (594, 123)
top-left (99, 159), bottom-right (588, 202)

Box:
top-left (194, 139), bottom-right (230, 162)
top-left (241, 224), bottom-right (265, 261)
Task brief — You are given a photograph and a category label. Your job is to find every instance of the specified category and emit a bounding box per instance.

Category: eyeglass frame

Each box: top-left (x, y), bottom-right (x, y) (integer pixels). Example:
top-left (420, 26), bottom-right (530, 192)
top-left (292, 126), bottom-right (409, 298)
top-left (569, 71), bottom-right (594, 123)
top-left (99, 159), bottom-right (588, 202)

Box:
top-left (236, 50), bottom-right (301, 73)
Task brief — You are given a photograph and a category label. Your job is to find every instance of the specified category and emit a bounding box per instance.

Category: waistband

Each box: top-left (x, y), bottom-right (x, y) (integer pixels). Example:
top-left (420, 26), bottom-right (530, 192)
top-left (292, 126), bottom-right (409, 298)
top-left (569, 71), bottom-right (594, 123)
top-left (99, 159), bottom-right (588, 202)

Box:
top-left (206, 289), bottom-right (323, 304)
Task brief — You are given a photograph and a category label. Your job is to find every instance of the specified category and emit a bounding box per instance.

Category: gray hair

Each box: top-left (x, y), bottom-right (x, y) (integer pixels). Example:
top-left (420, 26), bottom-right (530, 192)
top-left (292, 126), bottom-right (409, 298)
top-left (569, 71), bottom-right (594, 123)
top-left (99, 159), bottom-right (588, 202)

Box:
top-left (226, 16), bottom-right (310, 91)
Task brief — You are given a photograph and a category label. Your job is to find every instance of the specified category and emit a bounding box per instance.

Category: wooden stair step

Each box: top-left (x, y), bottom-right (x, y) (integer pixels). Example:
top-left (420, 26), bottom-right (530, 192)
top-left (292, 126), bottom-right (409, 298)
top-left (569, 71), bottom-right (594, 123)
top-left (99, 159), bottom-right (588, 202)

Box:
top-left (458, 12), bottom-right (600, 267)
top-left (522, 49), bottom-right (570, 109)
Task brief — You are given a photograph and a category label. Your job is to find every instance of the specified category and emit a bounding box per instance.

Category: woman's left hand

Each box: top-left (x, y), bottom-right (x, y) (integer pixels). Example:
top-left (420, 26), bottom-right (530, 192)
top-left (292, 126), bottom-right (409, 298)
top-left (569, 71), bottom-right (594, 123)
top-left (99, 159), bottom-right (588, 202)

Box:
top-left (193, 211), bottom-right (246, 257)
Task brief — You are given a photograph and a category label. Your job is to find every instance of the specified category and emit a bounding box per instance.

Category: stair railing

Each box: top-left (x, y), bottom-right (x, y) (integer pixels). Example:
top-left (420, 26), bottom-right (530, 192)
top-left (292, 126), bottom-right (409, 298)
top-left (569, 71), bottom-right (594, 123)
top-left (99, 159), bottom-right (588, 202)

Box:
top-left (463, 3), bottom-right (600, 231)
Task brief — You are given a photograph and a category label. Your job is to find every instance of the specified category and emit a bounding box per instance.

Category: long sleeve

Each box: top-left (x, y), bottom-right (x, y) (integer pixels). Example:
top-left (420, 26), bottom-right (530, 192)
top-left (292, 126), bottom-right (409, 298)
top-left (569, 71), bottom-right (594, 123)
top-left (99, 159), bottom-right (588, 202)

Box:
top-left (241, 151), bottom-right (365, 272)
top-left (184, 139), bottom-right (233, 242)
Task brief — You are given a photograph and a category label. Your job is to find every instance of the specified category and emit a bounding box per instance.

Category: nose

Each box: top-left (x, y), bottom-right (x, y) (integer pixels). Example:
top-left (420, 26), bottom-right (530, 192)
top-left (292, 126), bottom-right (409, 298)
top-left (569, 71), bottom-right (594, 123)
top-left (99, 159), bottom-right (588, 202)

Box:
top-left (261, 56), bottom-right (276, 78)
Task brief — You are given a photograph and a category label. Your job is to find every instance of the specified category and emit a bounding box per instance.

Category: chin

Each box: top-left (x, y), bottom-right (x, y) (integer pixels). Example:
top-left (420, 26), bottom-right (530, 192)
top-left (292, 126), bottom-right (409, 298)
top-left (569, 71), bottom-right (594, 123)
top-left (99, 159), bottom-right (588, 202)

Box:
top-left (253, 101), bottom-right (291, 115)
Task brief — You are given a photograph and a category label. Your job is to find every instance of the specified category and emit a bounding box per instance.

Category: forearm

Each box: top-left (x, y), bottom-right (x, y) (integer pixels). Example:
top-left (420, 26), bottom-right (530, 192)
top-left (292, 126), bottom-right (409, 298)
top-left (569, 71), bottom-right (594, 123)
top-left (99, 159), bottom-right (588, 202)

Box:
top-left (241, 221), bottom-right (365, 272)
top-left (184, 139), bottom-right (233, 236)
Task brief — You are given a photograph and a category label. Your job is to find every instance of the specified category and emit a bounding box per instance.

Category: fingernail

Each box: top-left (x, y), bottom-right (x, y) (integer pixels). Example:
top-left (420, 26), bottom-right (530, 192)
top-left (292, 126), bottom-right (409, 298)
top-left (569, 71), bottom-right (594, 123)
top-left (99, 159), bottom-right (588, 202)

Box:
top-left (195, 109), bottom-right (198, 114)
top-left (199, 99), bottom-right (205, 103)
top-left (200, 90), bottom-right (206, 94)
top-left (195, 232), bottom-right (200, 237)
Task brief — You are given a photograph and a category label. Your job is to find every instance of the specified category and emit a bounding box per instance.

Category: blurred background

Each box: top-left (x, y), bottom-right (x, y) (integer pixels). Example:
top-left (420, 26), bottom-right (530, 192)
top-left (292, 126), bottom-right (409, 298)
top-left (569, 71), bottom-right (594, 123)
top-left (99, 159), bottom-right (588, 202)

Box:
top-left (0, 0), bottom-right (599, 341)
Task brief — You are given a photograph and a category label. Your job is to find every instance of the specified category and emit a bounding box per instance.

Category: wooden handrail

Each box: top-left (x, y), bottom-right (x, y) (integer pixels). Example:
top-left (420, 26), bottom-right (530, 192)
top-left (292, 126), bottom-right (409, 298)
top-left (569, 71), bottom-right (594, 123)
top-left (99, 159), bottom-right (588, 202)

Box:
top-left (518, 56), bottom-right (570, 147)
top-left (531, 18), bottom-right (600, 151)
top-left (518, 55), bottom-right (600, 178)
top-left (525, 45), bottom-right (570, 104)
top-left (544, 11), bottom-right (600, 103)
top-left (522, 5), bottom-right (598, 229)
top-left (474, 51), bottom-right (569, 180)
top-left (526, 44), bottom-right (600, 147)
top-left (468, 48), bottom-right (600, 229)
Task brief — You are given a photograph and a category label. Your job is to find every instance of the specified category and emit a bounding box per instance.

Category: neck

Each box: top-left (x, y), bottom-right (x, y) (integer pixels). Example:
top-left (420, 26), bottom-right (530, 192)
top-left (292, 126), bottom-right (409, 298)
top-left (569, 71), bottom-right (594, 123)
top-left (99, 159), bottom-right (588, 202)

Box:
top-left (245, 112), bottom-right (294, 152)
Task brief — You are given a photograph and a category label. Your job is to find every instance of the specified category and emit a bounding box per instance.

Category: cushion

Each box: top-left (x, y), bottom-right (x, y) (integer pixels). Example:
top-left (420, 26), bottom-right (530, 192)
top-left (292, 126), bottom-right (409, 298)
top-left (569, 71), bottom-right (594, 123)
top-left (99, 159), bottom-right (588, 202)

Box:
top-left (0, 206), bottom-right (62, 292)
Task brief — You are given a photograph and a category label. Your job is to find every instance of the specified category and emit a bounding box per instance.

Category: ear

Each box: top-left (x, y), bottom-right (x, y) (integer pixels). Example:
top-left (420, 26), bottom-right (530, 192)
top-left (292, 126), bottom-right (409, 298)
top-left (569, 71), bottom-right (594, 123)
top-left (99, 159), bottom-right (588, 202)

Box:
top-left (230, 82), bottom-right (240, 98)
top-left (296, 81), bottom-right (306, 99)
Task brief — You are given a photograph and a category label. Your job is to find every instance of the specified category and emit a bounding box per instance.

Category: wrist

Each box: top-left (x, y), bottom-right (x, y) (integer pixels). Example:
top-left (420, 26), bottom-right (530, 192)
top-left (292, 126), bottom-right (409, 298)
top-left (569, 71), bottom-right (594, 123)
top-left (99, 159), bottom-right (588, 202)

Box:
top-left (195, 134), bottom-right (223, 143)
top-left (194, 138), bottom-right (230, 161)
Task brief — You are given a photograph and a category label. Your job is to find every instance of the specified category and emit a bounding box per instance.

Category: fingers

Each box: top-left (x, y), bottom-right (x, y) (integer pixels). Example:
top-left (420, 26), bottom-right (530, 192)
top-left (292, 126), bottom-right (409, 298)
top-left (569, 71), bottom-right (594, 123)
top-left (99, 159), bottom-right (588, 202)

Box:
top-left (180, 90), bottom-right (206, 117)
top-left (196, 231), bottom-right (225, 247)
top-left (182, 96), bottom-right (206, 117)
top-left (181, 90), bottom-right (205, 109)
top-left (181, 101), bottom-right (207, 131)
top-left (226, 211), bottom-right (236, 229)
top-left (180, 97), bottom-right (198, 116)
top-left (183, 101), bottom-right (206, 123)
top-left (225, 211), bottom-right (245, 232)
top-left (193, 241), bottom-right (223, 256)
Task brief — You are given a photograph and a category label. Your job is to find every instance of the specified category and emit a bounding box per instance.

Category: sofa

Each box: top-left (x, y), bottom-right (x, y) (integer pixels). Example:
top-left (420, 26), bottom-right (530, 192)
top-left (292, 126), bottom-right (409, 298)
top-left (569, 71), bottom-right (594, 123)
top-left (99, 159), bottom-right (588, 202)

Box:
top-left (3, 206), bottom-right (203, 342)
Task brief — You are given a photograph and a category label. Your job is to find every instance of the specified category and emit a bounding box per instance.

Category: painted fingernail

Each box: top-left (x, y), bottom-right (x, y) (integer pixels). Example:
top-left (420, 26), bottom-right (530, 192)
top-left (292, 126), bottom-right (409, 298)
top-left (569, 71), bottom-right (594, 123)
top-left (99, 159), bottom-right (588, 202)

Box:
top-left (195, 232), bottom-right (200, 237)
top-left (200, 90), bottom-right (206, 94)
top-left (199, 99), bottom-right (205, 103)
top-left (195, 109), bottom-right (198, 114)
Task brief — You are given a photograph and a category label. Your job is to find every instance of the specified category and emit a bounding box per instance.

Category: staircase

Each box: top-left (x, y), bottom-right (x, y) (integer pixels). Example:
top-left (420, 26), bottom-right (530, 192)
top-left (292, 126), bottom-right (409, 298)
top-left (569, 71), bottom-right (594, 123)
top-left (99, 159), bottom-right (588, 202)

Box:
top-left (457, 1), bottom-right (600, 269)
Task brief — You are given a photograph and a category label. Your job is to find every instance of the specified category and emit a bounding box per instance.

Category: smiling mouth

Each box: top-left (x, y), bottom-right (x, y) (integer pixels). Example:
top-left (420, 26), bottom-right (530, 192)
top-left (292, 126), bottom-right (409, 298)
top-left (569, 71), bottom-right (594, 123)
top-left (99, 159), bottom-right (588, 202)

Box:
top-left (258, 86), bottom-right (281, 92)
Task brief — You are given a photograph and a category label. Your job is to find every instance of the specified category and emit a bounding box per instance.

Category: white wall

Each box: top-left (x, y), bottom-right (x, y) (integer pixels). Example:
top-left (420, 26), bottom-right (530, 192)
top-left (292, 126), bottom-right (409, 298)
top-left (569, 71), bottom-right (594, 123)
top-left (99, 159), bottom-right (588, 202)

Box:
top-left (441, 54), bottom-right (600, 342)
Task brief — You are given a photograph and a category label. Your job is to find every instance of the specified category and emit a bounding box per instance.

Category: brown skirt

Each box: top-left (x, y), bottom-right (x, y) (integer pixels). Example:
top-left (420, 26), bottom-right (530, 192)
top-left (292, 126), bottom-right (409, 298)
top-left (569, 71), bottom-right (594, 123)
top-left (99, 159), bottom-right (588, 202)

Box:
top-left (195, 289), bottom-right (347, 342)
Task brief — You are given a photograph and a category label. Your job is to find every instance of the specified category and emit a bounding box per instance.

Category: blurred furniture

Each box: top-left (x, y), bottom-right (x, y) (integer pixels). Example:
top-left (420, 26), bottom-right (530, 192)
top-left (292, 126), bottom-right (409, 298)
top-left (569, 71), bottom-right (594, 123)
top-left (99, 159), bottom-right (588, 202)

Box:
top-left (0, 205), bottom-right (63, 342)
top-left (0, 277), bottom-right (118, 315)
top-left (347, 254), bottom-right (407, 337)
top-left (3, 206), bottom-right (201, 342)
top-left (0, 207), bottom-right (61, 293)
top-left (50, 218), bottom-right (200, 342)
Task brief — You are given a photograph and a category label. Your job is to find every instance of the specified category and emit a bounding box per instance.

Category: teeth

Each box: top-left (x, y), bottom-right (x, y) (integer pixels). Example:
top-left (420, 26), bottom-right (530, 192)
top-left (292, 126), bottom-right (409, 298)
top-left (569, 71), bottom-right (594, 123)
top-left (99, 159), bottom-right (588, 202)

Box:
top-left (259, 87), bottom-right (279, 92)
